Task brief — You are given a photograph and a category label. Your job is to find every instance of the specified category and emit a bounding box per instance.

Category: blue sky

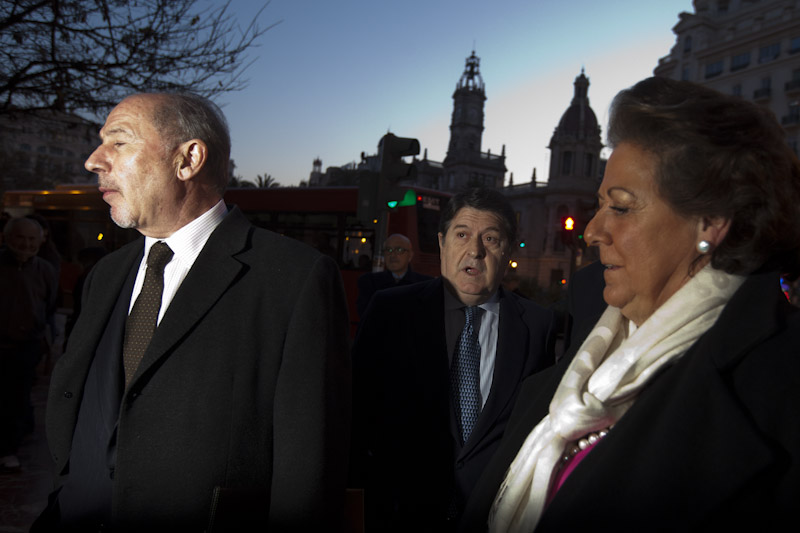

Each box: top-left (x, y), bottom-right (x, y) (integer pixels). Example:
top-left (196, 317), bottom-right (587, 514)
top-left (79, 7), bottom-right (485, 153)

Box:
top-left (216, 0), bottom-right (694, 186)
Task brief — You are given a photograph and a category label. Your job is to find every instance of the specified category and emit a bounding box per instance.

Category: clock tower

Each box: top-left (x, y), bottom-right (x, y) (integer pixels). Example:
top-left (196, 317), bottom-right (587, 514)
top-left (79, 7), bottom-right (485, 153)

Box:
top-left (447, 50), bottom-right (486, 158)
top-left (443, 51), bottom-right (506, 191)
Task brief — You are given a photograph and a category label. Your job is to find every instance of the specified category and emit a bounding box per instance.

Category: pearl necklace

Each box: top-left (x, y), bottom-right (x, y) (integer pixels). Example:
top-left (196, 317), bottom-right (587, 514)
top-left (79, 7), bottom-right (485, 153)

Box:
top-left (561, 426), bottom-right (612, 463)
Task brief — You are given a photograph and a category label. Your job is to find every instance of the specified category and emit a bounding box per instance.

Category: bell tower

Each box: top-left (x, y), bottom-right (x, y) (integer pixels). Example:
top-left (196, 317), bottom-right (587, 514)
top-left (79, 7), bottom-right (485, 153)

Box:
top-left (442, 51), bottom-right (505, 191)
top-left (446, 50), bottom-right (486, 158)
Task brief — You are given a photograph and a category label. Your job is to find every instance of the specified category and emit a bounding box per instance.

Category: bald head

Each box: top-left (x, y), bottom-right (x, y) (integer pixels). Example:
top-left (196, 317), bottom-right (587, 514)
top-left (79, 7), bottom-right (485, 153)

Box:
top-left (4, 217), bottom-right (43, 262)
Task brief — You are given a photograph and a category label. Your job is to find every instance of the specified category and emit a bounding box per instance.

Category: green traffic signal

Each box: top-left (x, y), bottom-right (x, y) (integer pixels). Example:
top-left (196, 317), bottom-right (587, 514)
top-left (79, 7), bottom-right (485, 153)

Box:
top-left (387, 189), bottom-right (417, 209)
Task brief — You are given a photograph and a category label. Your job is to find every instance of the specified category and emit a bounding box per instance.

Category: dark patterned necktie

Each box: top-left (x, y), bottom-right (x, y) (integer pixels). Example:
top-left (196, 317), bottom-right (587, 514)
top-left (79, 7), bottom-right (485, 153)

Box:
top-left (451, 305), bottom-right (482, 444)
top-left (123, 241), bottom-right (173, 386)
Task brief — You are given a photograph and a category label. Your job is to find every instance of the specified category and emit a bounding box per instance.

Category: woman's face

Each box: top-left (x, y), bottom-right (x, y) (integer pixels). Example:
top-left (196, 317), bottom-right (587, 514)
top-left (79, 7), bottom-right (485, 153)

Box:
top-left (584, 142), bottom-right (704, 326)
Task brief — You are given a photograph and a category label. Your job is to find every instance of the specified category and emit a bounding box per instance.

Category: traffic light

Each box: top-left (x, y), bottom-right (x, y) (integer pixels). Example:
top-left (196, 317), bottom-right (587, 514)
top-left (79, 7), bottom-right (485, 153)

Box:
top-left (560, 216), bottom-right (575, 246)
top-left (379, 133), bottom-right (420, 209)
top-left (386, 189), bottom-right (418, 209)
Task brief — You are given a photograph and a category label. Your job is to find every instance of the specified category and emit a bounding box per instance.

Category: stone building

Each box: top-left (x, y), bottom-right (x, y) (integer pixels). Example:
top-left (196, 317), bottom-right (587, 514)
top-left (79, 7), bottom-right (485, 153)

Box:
top-left (0, 110), bottom-right (97, 192)
top-left (439, 51), bottom-right (507, 191)
top-left (308, 51), bottom-right (506, 192)
top-left (504, 70), bottom-right (603, 294)
top-left (654, 0), bottom-right (800, 152)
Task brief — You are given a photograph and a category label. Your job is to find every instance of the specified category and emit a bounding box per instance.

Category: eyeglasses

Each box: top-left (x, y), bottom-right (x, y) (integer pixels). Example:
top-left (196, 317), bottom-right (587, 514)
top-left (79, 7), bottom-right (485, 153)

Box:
top-left (383, 247), bottom-right (409, 255)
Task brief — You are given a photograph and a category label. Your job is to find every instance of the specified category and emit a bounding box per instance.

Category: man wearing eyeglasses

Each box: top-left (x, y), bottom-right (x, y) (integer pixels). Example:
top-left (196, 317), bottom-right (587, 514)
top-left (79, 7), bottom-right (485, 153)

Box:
top-left (356, 233), bottom-right (432, 319)
top-left (350, 188), bottom-right (557, 531)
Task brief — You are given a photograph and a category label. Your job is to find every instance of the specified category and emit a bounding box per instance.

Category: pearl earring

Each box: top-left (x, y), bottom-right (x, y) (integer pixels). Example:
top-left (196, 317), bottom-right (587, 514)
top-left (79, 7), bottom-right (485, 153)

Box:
top-left (696, 240), bottom-right (711, 254)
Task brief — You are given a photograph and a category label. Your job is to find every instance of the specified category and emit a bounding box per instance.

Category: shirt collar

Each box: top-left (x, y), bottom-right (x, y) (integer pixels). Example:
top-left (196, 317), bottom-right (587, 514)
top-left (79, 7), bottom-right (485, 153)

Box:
top-left (143, 199), bottom-right (228, 265)
top-left (443, 283), bottom-right (501, 315)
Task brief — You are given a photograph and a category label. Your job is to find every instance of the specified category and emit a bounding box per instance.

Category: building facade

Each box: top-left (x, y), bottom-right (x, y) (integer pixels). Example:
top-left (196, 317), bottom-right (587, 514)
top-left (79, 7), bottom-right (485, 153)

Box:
top-left (654, 0), bottom-right (800, 152)
top-left (440, 51), bottom-right (507, 191)
top-left (308, 51), bottom-right (506, 193)
top-left (0, 110), bottom-right (97, 192)
top-left (504, 70), bottom-right (603, 294)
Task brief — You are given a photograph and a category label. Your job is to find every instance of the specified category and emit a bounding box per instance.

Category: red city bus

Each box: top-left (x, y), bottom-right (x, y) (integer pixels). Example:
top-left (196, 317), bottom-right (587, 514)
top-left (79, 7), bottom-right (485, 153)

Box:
top-left (2, 184), bottom-right (450, 336)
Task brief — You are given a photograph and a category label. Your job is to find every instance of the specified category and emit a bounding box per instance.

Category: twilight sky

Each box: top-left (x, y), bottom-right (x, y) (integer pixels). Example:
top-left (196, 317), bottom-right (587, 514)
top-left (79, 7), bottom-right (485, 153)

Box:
top-left (216, 0), bottom-right (694, 186)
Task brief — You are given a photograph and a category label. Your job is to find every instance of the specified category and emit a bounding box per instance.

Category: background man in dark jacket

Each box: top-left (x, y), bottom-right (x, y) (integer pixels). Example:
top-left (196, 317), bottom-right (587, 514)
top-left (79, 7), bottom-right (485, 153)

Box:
top-left (351, 187), bottom-right (557, 531)
top-left (0, 217), bottom-right (57, 472)
top-left (356, 232), bottom-right (432, 319)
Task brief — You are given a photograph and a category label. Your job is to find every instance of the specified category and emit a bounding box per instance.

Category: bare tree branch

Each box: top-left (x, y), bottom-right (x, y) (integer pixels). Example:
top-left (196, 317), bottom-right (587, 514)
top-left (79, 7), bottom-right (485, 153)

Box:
top-left (0, 0), bottom-right (277, 118)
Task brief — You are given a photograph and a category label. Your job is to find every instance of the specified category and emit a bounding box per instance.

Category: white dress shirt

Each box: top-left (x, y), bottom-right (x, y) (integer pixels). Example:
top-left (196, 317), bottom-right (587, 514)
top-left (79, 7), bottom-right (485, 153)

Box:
top-left (128, 200), bottom-right (228, 324)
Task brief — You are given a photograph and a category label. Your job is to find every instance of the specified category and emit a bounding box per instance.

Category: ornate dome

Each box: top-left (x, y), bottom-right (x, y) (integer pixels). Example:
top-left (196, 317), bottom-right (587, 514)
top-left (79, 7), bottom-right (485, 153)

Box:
top-left (553, 69), bottom-right (599, 141)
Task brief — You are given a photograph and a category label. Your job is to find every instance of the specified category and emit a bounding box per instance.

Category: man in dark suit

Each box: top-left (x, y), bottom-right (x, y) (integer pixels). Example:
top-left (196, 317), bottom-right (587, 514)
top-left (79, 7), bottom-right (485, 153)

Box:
top-left (350, 187), bottom-right (557, 531)
top-left (37, 93), bottom-right (350, 531)
top-left (356, 233), bottom-right (432, 319)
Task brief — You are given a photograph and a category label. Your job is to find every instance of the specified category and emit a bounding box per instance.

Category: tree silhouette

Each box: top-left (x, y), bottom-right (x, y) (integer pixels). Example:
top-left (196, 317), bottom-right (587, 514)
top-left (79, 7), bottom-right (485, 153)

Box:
top-left (255, 173), bottom-right (280, 188)
top-left (1, 0), bottom-right (275, 118)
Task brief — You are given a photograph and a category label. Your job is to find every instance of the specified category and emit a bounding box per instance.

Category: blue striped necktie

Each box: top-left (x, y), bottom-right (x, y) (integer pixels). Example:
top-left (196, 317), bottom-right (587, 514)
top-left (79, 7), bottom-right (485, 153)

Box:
top-left (451, 305), bottom-right (482, 444)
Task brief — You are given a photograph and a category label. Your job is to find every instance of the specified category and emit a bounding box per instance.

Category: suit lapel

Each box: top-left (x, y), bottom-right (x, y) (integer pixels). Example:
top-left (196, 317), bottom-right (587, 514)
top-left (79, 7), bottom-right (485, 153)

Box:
top-left (125, 208), bottom-right (251, 391)
top-left (68, 241), bottom-right (143, 362)
top-left (413, 278), bottom-right (448, 375)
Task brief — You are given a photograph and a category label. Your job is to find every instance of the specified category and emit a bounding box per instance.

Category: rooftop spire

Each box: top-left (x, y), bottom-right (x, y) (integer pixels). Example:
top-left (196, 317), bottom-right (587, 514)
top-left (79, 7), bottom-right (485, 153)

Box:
top-left (456, 50), bottom-right (484, 93)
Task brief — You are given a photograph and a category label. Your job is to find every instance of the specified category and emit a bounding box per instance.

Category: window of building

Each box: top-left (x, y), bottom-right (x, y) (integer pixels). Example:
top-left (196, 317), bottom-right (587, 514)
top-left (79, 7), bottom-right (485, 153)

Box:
top-left (791, 36), bottom-right (800, 54)
top-left (681, 67), bottom-right (691, 81)
top-left (683, 35), bottom-right (692, 54)
top-left (717, 0), bottom-right (729, 14)
top-left (759, 42), bottom-right (780, 63)
top-left (754, 76), bottom-right (772, 99)
top-left (732, 84), bottom-right (742, 97)
top-left (730, 52), bottom-right (750, 71)
top-left (705, 60), bottom-right (724, 79)
top-left (561, 151), bottom-right (573, 175)
top-left (584, 153), bottom-right (594, 177)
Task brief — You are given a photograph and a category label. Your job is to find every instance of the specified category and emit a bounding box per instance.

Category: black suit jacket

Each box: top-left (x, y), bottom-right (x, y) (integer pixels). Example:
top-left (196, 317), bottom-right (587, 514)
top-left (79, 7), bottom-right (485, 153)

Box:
top-left (460, 271), bottom-right (800, 532)
top-left (351, 277), bottom-right (556, 531)
top-left (356, 267), bottom-right (432, 319)
top-left (563, 260), bottom-right (606, 354)
top-left (44, 207), bottom-right (351, 531)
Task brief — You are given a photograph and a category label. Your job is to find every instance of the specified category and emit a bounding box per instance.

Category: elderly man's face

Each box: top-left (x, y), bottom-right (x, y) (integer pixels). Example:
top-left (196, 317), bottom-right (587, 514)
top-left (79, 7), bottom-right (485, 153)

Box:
top-left (383, 234), bottom-right (413, 275)
top-left (7, 220), bottom-right (42, 262)
top-left (85, 95), bottom-right (182, 238)
top-left (438, 207), bottom-right (510, 306)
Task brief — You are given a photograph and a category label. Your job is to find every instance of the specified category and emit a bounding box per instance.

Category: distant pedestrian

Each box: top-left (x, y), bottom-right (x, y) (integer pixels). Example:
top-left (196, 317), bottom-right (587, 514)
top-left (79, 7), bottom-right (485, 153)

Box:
top-left (0, 217), bottom-right (57, 472)
top-left (356, 233), bottom-right (432, 319)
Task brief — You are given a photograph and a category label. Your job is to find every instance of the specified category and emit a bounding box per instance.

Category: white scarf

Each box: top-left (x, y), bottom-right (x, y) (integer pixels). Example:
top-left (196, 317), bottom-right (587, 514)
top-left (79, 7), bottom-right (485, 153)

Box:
top-left (489, 265), bottom-right (745, 532)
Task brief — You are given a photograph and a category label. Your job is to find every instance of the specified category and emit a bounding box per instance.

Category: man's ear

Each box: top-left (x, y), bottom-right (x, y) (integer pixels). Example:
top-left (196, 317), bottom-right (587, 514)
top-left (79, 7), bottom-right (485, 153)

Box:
top-left (697, 215), bottom-right (731, 248)
top-left (176, 139), bottom-right (208, 182)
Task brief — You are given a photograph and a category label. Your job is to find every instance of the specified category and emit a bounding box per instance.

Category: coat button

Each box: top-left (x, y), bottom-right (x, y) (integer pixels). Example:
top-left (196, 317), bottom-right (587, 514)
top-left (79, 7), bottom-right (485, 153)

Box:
top-left (64, 391), bottom-right (73, 399)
